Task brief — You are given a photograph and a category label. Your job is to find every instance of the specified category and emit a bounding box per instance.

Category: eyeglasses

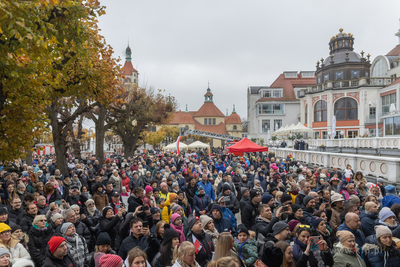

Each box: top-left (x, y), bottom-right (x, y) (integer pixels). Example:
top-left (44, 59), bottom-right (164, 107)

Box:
top-left (13, 202), bottom-right (21, 204)
top-left (0, 230), bottom-right (11, 235)
top-left (39, 219), bottom-right (47, 222)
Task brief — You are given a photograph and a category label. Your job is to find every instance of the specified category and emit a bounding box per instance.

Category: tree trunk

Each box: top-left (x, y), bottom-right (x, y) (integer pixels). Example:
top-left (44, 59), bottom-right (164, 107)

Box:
top-left (121, 126), bottom-right (141, 158)
top-left (25, 150), bottom-right (33, 166)
top-left (94, 104), bottom-right (107, 164)
top-left (49, 102), bottom-right (68, 175)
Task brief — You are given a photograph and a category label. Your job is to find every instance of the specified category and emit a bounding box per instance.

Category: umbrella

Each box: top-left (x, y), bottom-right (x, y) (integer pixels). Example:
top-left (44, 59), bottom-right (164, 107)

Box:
top-left (187, 141), bottom-right (210, 149)
top-left (290, 122), bottom-right (315, 133)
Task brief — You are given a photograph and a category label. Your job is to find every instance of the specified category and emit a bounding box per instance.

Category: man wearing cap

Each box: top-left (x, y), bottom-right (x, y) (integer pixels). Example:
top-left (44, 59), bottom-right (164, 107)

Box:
top-left (185, 215), bottom-right (214, 267)
top-left (61, 222), bottom-right (90, 267)
top-left (330, 193), bottom-right (345, 233)
top-left (239, 188), bottom-right (250, 212)
top-left (241, 189), bottom-right (262, 229)
top-left (382, 185), bottom-right (400, 208)
top-left (338, 212), bottom-right (365, 251)
top-left (302, 195), bottom-right (317, 225)
top-left (43, 236), bottom-right (77, 267)
top-left (263, 221), bottom-right (291, 248)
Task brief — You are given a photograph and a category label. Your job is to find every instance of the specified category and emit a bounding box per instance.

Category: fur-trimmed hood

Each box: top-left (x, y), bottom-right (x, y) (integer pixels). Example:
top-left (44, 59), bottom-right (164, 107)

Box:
top-left (334, 242), bottom-right (359, 255)
top-left (362, 242), bottom-right (380, 253)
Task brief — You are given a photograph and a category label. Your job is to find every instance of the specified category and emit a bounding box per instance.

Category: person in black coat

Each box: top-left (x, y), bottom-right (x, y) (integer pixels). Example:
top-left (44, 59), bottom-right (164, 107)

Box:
top-left (185, 215), bottom-right (214, 267)
top-left (209, 204), bottom-right (233, 233)
top-left (28, 215), bottom-right (55, 267)
top-left (241, 189), bottom-right (261, 229)
top-left (8, 197), bottom-right (24, 225)
top-left (99, 206), bottom-right (124, 251)
top-left (20, 203), bottom-right (38, 233)
top-left (43, 236), bottom-right (77, 267)
top-left (185, 177), bottom-right (197, 206)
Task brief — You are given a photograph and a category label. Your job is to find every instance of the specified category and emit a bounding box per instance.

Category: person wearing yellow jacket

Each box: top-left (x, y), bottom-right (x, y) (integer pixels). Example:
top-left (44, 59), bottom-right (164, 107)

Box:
top-left (162, 193), bottom-right (179, 223)
top-left (158, 182), bottom-right (170, 201)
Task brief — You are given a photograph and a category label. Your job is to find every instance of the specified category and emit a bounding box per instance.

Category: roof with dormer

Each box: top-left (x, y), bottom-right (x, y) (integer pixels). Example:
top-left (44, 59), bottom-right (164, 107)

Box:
top-left (194, 102), bottom-right (225, 117)
top-left (122, 61), bottom-right (138, 75)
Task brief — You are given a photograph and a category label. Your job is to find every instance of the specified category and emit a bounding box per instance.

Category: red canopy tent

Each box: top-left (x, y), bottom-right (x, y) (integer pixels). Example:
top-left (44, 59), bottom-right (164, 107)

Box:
top-left (226, 138), bottom-right (268, 155)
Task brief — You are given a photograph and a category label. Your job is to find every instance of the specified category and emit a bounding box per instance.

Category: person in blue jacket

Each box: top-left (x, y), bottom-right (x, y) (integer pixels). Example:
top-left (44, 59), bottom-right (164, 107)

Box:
top-left (198, 174), bottom-right (215, 202)
top-left (192, 185), bottom-right (211, 215)
top-left (382, 185), bottom-right (400, 208)
top-left (359, 201), bottom-right (379, 238)
top-left (209, 204), bottom-right (233, 234)
top-left (338, 212), bottom-right (366, 254)
top-left (220, 199), bottom-right (237, 231)
top-left (215, 161), bottom-right (226, 173)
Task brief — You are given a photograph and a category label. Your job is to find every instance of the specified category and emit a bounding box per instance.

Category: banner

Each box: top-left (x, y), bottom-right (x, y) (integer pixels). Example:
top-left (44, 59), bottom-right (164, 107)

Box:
top-left (176, 136), bottom-right (182, 156)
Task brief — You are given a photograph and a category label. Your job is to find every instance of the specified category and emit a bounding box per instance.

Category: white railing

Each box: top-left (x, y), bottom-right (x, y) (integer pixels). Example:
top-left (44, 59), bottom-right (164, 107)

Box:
top-left (269, 147), bottom-right (400, 182)
top-left (293, 137), bottom-right (400, 149)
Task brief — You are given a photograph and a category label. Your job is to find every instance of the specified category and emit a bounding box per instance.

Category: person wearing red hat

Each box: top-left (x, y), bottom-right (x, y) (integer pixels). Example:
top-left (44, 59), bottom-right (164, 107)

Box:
top-left (43, 236), bottom-right (77, 267)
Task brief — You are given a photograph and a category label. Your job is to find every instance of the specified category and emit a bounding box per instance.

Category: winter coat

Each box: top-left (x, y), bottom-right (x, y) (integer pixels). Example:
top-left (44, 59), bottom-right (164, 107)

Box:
top-left (93, 191), bottom-right (109, 211)
top-left (43, 250), bottom-right (77, 267)
top-left (185, 231), bottom-right (214, 267)
top-left (330, 208), bottom-right (342, 234)
top-left (193, 194), bottom-right (211, 214)
top-left (151, 251), bottom-right (173, 267)
top-left (8, 207), bottom-right (24, 225)
top-left (333, 243), bottom-right (366, 267)
top-left (129, 177), bottom-right (144, 192)
top-left (233, 238), bottom-right (258, 266)
top-left (20, 214), bottom-right (35, 233)
top-left (118, 233), bottom-right (149, 260)
top-left (241, 201), bottom-right (259, 229)
top-left (64, 234), bottom-right (90, 267)
top-left (239, 196), bottom-right (250, 212)
top-left (382, 194), bottom-right (400, 208)
top-left (121, 177), bottom-right (130, 192)
top-left (46, 189), bottom-right (62, 204)
top-left (359, 210), bottom-right (378, 237)
top-left (0, 237), bottom-right (30, 263)
top-left (302, 206), bottom-right (316, 225)
top-left (338, 222), bottom-right (366, 253)
top-left (295, 191), bottom-right (306, 206)
top-left (218, 191), bottom-right (240, 214)
top-left (252, 216), bottom-right (278, 238)
top-left (216, 180), bottom-right (236, 197)
top-left (363, 242), bottom-right (400, 267)
top-left (211, 214), bottom-right (233, 234)
top-left (128, 194), bottom-right (144, 213)
top-left (197, 181), bottom-right (215, 201)
top-left (177, 177), bottom-right (186, 191)
top-left (28, 226), bottom-right (54, 267)
top-left (99, 215), bottom-right (123, 250)
top-left (109, 174), bottom-right (122, 193)
top-left (292, 237), bottom-right (334, 267)
top-left (185, 184), bottom-right (197, 206)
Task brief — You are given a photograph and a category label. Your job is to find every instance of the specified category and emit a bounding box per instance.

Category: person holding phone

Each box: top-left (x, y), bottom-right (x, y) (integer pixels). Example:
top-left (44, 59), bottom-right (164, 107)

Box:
top-left (292, 227), bottom-right (333, 267)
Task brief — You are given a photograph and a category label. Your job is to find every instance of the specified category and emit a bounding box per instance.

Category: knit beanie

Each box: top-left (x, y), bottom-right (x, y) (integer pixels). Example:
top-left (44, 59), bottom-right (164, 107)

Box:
top-left (170, 213), bottom-right (181, 224)
top-left (171, 205), bottom-right (182, 213)
top-left (260, 247), bottom-right (283, 267)
top-left (312, 217), bottom-right (325, 229)
top-left (187, 215), bottom-right (200, 230)
top-left (211, 204), bottom-right (223, 216)
top-left (291, 204), bottom-right (301, 214)
top-left (17, 183), bottom-right (25, 190)
top-left (162, 224), bottom-right (180, 245)
top-left (160, 182), bottom-right (167, 189)
top-left (48, 236), bottom-right (66, 254)
top-left (241, 187), bottom-right (249, 195)
top-left (337, 230), bottom-right (355, 244)
top-left (172, 182), bottom-right (179, 189)
top-left (281, 193), bottom-right (292, 204)
top-left (377, 178), bottom-right (384, 184)
top-left (288, 220), bottom-right (300, 232)
top-left (0, 248), bottom-right (10, 257)
top-left (237, 224), bottom-right (249, 236)
top-left (145, 185), bottom-right (153, 194)
top-left (86, 199), bottom-right (95, 205)
top-left (385, 185), bottom-right (396, 194)
top-left (10, 224), bottom-right (21, 234)
top-left (96, 232), bottom-right (111, 246)
top-left (150, 207), bottom-right (160, 215)
top-left (303, 195), bottom-right (314, 206)
top-left (99, 254), bottom-right (124, 267)
top-left (375, 225), bottom-right (392, 239)
top-left (51, 213), bottom-right (64, 223)
top-left (272, 222), bottom-right (289, 236)
top-left (250, 189), bottom-right (261, 200)
top-left (0, 223), bottom-right (11, 234)
top-left (60, 222), bottom-right (73, 236)
top-left (0, 207), bottom-right (7, 216)
top-left (222, 183), bottom-right (231, 192)
top-left (379, 209), bottom-right (396, 222)
top-left (200, 215), bottom-right (213, 228)
top-left (103, 206), bottom-right (113, 217)
top-left (10, 259), bottom-right (35, 267)
top-left (262, 193), bottom-right (275, 205)
top-left (169, 193), bottom-right (177, 202)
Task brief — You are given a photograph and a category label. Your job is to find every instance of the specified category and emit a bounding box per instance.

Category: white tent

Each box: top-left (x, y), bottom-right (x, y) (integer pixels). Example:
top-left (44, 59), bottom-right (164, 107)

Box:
top-left (187, 141), bottom-right (210, 149)
top-left (290, 122), bottom-right (315, 133)
top-left (272, 124), bottom-right (289, 136)
top-left (282, 123), bottom-right (297, 134)
top-left (164, 141), bottom-right (188, 150)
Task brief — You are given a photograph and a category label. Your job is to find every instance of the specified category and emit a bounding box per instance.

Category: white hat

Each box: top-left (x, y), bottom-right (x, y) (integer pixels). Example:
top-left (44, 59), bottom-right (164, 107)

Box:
top-left (331, 193), bottom-right (345, 204)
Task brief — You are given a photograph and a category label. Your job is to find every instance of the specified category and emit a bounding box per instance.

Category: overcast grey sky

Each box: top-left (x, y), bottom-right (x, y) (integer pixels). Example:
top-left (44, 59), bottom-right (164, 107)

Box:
top-left (98, 0), bottom-right (400, 120)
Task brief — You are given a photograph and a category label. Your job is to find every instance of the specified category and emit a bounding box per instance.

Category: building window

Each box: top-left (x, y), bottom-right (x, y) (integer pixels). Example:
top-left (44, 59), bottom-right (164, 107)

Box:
top-left (204, 118), bottom-right (207, 125)
top-left (372, 59), bottom-right (387, 77)
top-left (257, 104), bottom-right (285, 115)
top-left (317, 76), bottom-right (321, 84)
top-left (351, 71), bottom-right (359, 79)
top-left (305, 104), bottom-right (308, 124)
top-left (369, 107), bottom-right (376, 119)
top-left (273, 90), bottom-right (282, 98)
top-left (382, 93), bottom-right (396, 115)
top-left (347, 130), bottom-right (358, 138)
top-left (213, 118), bottom-right (216, 125)
top-left (262, 90), bottom-right (282, 98)
top-left (314, 132), bottom-right (320, 139)
top-left (274, 120), bottom-right (282, 131)
top-left (261, 120), bottom-right (270, 133)
top-left (385, 116), bottom-right (400, 136)
top-left (208, 118), bottom-right (211, 125)
top-left (335, 71), bottom-right (344, 80)
top-left (301, 71), bottom-right (314, 77)
top-left (334, 98), bottom-right (358, 121)
top-left (233, 125), bottom-right (237, 130)
top-left (324, 74), bottom-right (329, 82)
top-left (314, 100), bottom-right (327, 122)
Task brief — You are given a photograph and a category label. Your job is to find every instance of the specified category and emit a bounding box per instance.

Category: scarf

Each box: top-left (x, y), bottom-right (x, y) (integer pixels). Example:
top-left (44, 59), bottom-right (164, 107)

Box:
top-left (65, 235), bottom-right (76, 243)
top-left (170, 223), bottom-right (185, 243)
top-left (256, 215), bottom-right (271, 223)
top-left (64, 180), bottom-right (72, 186)
top-left (87, 206), bottom-right (96, 217)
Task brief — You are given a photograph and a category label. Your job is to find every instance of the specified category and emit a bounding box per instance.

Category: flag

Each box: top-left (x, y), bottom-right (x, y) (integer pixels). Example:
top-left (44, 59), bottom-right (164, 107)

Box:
top-left (192, 236), bottom-right (202, 254)
top-left (176, 136), bottom-right (182, 156)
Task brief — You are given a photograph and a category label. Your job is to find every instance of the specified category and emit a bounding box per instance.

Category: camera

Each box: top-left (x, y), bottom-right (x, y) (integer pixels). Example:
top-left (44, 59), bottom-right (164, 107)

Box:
top-left (141, 206), bottom-right (149, 211)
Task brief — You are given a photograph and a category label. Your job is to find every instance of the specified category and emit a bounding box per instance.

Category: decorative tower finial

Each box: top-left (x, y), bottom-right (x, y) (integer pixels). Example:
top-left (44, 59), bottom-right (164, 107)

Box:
top-left (226, 109), bottom-right (228, 117)
top-left (396, 19), bottom-right (400, 44)
top-left (204, 84), bottom-right (213, 103)
top-left (232, 104), bottom-right (236, 113)
top-left (125, 41), bottom-right (132, 62)
top-left (185, 104), bottom-right (188, 113)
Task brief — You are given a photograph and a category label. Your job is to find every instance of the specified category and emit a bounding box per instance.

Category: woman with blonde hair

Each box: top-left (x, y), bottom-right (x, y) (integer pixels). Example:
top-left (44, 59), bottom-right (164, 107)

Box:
top-left (127, 247), bottom-right (147, 267)
top-left (0, 223), bottom-right (30, 263)
top-left (207, 257), bottom-right (240, 267)
top-left (27, 215), bottom-right (54, 267)
top-left (171, 241), bottom-right (199, 267)
top-left (213, 233), bottom-right (243, 266)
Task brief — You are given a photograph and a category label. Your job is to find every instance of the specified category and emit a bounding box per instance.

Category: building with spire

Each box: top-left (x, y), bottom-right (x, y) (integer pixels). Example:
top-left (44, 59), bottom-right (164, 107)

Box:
top-left (164, 86), bottom-right (242, 147)
top-left (122, 44), bottom-right (139, 89)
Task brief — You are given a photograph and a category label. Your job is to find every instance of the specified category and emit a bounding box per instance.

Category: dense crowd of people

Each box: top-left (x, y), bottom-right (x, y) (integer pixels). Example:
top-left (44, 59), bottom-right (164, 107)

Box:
top-left (0, 149), bottom-right (399, 267)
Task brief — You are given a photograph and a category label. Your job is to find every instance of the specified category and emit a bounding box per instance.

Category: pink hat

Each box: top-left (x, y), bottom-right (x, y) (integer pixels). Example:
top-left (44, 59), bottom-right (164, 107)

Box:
top-left (145, 185), bottom-right (153, 194)
top-left (272, 165), bottom-right (278, 171)
top-left (160, 182), bottom-right (167, 188)
top-left (99, 254), bottom-right (123, 267)
top-left (170, 213), bottom-right (181, 223)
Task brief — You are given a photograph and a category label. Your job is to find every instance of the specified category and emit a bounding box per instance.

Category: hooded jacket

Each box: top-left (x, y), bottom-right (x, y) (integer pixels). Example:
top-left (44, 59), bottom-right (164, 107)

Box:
top-left (338, 222), bottom-right (366, 253)
top-left (28, 226), bottom-right (54, 267)
top-left (359, 210), bottom-right (378, 237)
top-left (210, 205), bottom-right (233, 233)
top-left (333, 243), bottom-right (366, 267)
top-left (382, 194), bottom-right (400, 208)
top-left (362, 241), bottom-right (400, 267)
